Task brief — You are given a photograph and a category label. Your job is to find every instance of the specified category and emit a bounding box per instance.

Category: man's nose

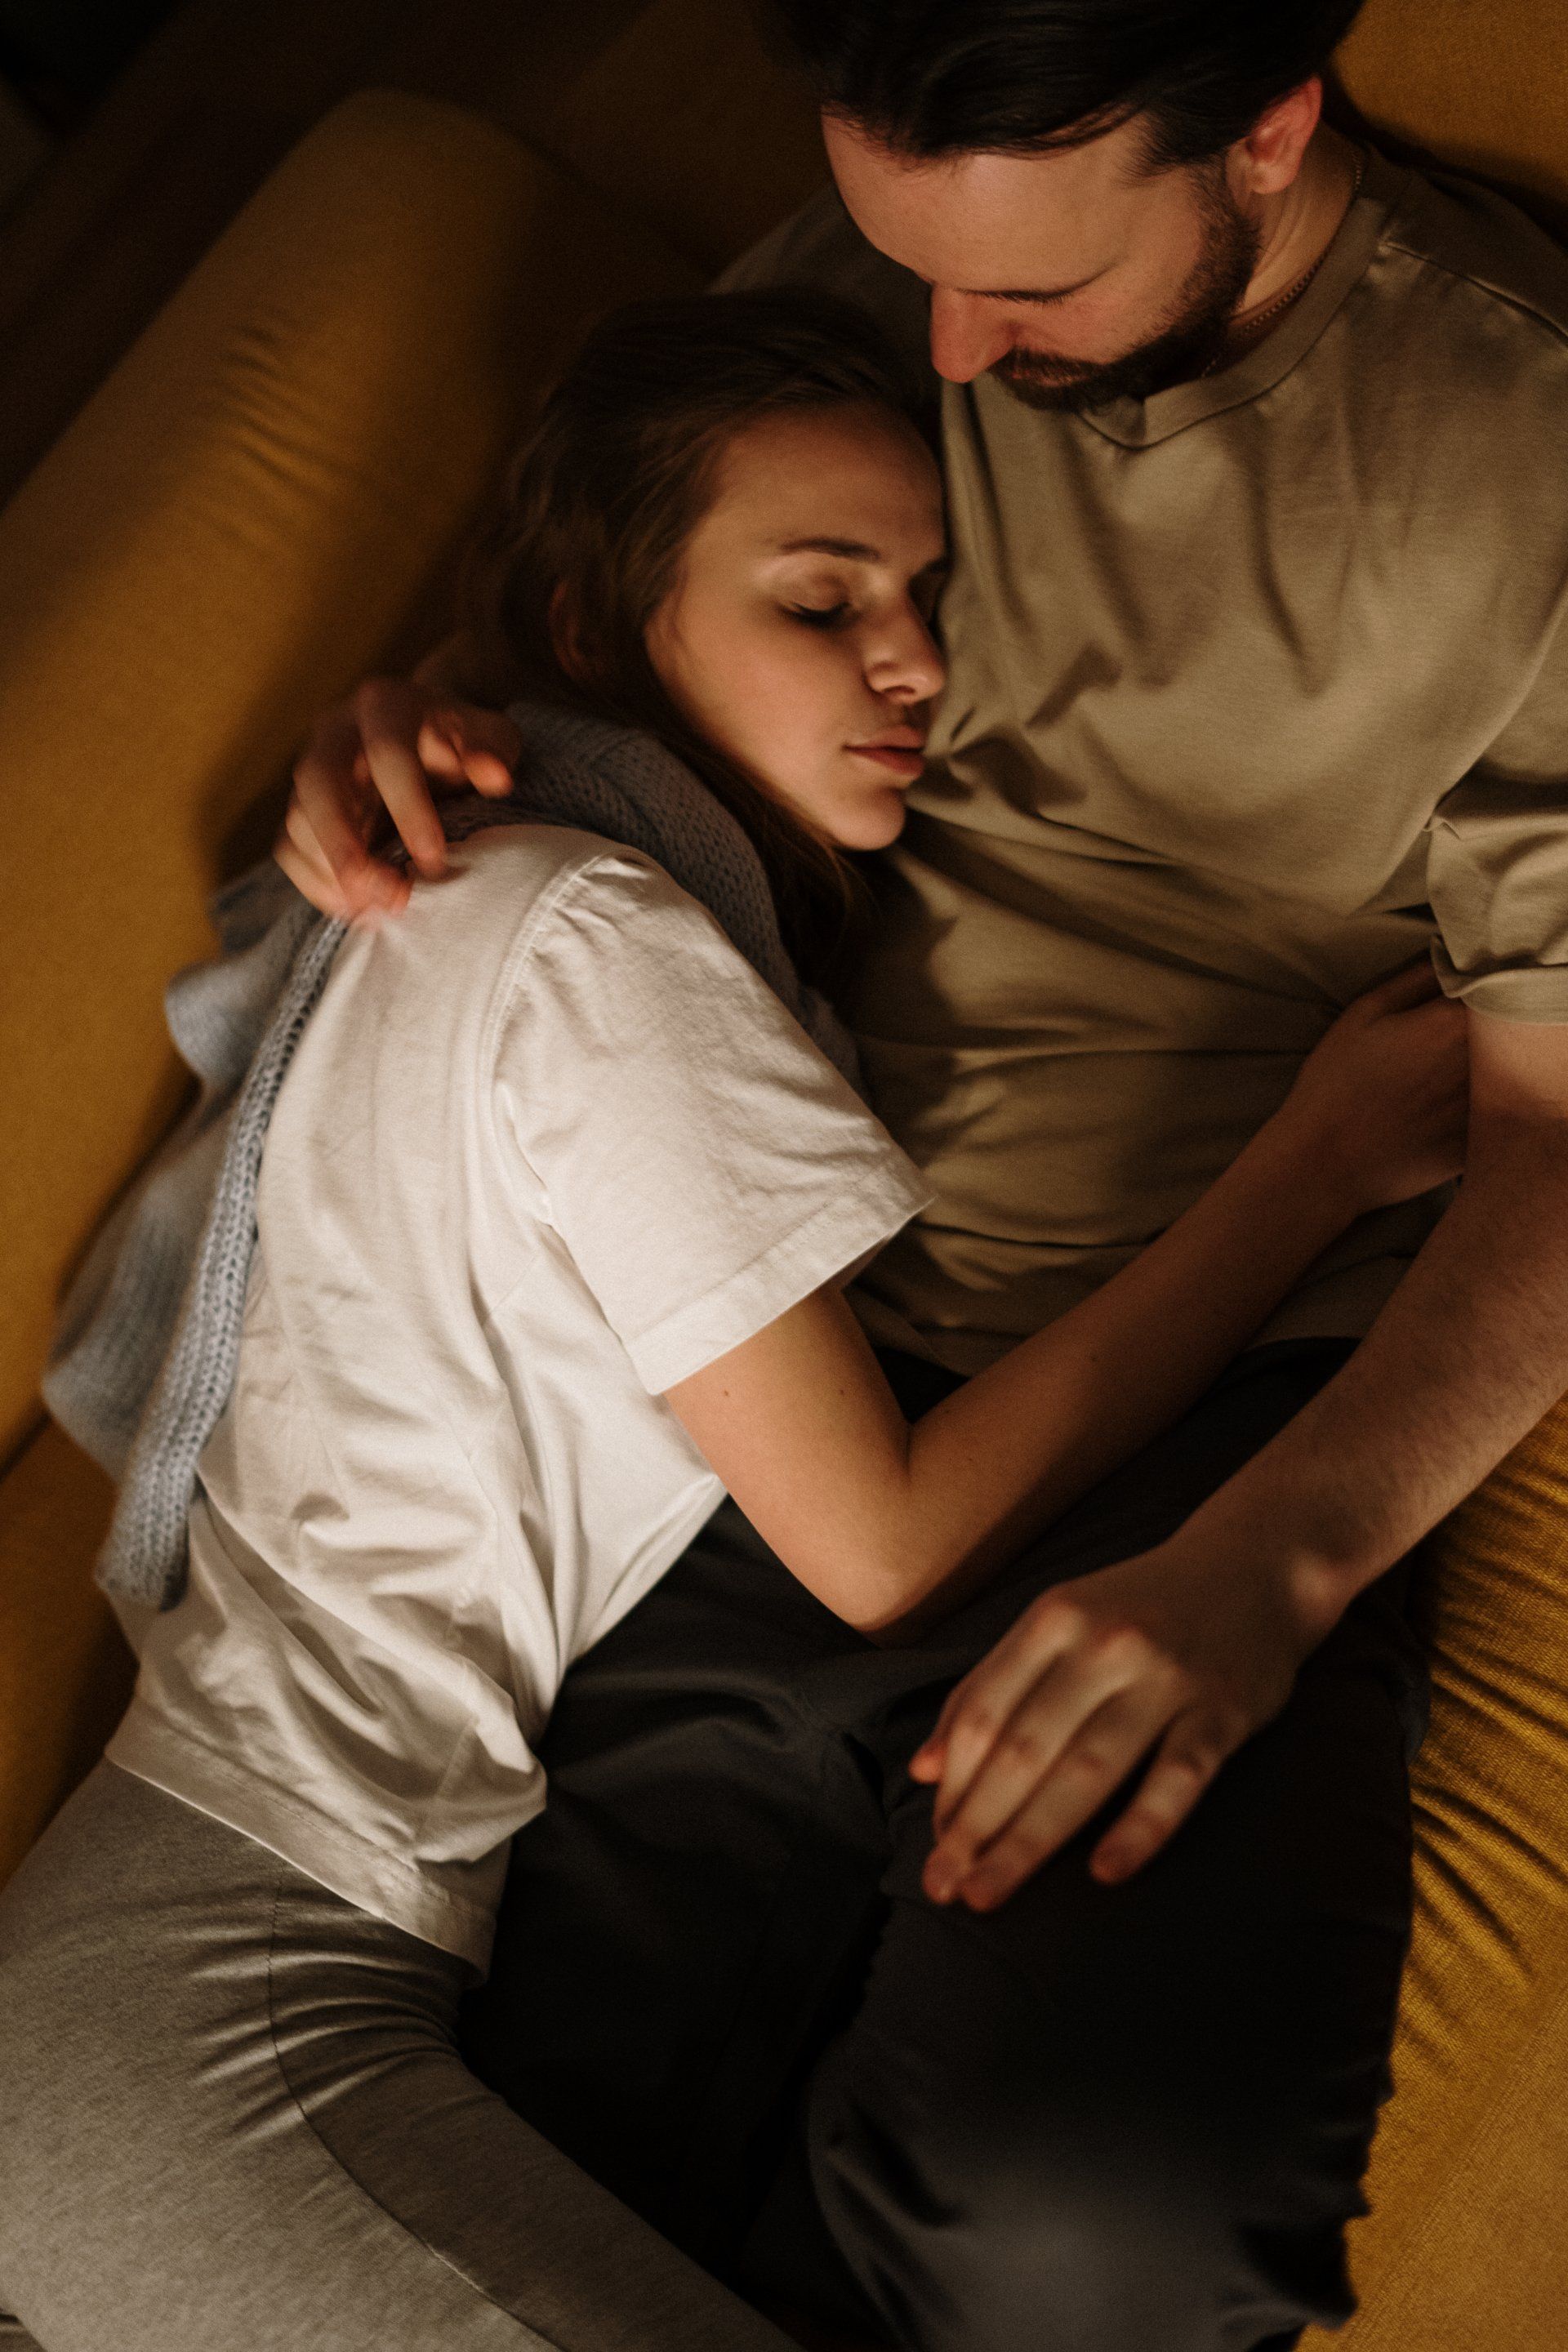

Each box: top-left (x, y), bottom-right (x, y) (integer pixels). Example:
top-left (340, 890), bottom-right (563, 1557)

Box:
top-left (928, 287), bottom-right (1015, 383)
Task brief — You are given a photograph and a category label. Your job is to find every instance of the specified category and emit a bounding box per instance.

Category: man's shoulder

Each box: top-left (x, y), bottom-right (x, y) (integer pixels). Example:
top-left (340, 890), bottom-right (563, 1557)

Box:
top-left (1378, 159), bottom-right (1568, 355)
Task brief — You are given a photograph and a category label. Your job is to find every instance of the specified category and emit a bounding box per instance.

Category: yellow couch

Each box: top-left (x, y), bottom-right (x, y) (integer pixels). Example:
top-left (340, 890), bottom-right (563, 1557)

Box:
top-left (2, 2), bottom-right (1566, 2345)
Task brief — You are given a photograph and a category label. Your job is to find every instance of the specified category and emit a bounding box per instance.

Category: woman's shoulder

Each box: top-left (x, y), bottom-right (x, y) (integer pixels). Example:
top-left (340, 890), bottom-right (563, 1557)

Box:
top-left (455, 822), bottom-right (737, 970)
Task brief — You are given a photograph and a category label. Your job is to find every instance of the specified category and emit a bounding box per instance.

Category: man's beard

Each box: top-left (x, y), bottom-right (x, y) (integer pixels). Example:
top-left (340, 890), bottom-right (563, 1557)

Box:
top-left (991, 168), bottom-right (1263, 414)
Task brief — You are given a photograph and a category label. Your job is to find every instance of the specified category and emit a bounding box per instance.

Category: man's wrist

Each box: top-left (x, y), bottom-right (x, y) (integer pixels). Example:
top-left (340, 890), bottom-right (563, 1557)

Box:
top-left (1165, 1487), bottom-right (1389, 1648)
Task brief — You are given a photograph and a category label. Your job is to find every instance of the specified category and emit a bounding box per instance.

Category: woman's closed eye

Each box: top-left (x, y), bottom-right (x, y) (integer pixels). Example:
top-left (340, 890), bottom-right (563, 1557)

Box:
top-left (786, 600), bottom-right (853, 630)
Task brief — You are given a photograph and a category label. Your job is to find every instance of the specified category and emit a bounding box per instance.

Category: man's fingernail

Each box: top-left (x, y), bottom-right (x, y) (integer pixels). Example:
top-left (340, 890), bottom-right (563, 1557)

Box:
top-left (924, 1864), bottom-right (955, 1904)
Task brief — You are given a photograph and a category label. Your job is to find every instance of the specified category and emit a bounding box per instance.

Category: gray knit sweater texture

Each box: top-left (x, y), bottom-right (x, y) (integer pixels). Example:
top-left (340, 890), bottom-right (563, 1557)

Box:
top-left (44, 702), bottom-right (859, 1610)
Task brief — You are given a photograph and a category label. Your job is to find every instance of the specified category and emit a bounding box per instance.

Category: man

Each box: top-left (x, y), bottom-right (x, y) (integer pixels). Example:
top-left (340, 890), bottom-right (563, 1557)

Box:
top-left (278, 5), bottom-right (1568, 2346)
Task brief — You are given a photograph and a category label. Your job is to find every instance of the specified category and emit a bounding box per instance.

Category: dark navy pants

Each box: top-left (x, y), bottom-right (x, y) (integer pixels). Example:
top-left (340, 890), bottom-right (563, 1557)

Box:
top-left (461, 1341), bottom-right (1426, 2352)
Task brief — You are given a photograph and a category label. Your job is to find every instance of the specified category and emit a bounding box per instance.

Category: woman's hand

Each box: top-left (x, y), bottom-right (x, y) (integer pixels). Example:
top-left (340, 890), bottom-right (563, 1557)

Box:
top-left (1272, 959), bottom-right (1470, 1210)
top-left (910, 1527), bottom-right (1319, 1909)
top-left (276, 676), bottom-right (523, 922)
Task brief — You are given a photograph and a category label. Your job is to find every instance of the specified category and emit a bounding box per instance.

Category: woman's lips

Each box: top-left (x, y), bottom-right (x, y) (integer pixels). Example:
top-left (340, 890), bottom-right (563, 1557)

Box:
top-left (849, 744), bottom-right (926, 780)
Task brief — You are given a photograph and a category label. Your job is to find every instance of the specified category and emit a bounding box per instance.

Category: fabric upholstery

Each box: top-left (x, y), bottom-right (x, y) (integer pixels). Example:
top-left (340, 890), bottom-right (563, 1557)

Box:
top-left (1300, 1407), bottom-right (1568, 2349)
top-left (1336, 0), bottom-right (1568, 233)
top-left (537, 0), bottom-right (830, 270)
top-left (0, 89), bottom-right (694, 1477)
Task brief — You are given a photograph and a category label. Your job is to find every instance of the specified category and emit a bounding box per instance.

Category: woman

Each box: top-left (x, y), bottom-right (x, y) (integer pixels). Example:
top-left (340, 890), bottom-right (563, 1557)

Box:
top-left (0, 292), bottom-right (1463, 2352)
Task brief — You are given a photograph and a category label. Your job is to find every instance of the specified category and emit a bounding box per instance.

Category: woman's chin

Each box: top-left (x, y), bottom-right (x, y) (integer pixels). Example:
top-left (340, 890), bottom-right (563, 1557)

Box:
top-left (832, 793), bottom-right (910, 853)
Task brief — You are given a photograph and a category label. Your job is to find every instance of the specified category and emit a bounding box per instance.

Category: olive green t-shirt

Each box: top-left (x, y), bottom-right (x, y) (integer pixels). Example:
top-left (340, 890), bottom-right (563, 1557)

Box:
top-left (728, 150), bottom-right (1568, 1371)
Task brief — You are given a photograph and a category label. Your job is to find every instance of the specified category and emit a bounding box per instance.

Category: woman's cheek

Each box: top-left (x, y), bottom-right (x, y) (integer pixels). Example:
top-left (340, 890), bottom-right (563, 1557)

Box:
top-left (728, 634), bottom-right (836, 768)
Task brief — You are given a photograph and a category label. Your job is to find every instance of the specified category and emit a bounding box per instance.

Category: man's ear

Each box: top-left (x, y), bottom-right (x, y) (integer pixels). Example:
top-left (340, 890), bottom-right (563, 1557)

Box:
top-left (1236, 77), bottom-right (1325, 198)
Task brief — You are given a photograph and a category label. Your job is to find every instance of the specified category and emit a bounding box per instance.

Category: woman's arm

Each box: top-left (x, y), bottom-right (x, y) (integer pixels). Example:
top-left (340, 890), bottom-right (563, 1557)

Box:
top-left (666, 964), bottom-right (1468, 1639)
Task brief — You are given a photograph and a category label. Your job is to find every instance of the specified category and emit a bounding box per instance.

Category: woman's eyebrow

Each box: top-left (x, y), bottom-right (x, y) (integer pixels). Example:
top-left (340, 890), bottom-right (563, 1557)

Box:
top-left (773, 535), bottom-right (880, 560)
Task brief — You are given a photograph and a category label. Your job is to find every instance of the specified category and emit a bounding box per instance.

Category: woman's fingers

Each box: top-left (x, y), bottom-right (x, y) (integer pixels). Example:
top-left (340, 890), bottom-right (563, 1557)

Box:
top-left (946, 1683), bottom-right (1183, 1910)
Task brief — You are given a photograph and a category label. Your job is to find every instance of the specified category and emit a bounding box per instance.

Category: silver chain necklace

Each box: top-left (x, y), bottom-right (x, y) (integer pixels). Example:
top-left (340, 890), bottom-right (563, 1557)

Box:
top-left (1200, 147), bottom-right (1367, 379)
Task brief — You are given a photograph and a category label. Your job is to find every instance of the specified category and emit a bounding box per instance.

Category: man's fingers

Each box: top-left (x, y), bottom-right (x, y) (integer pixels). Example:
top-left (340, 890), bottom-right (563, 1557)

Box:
top-left (918, 1597), bottom-right (1085, 1834)
top-left (1088, 1717), bottom-right (1232, 1886)
top-left (277, 801), bottom-right (410, 924)
top-left (274, 826), bottom-right (350, 920)
top-left (414, 715), bottom-right (520, 801)
top-left (283, 679), bottom-right (521, 918)
top-left (289, 709), bottom-right (397, 912)
top-left (907, 1677), bottom-right (969, 1781)
top-left (921, 1633), bottom-right (1162, 1898)
top-left (448, 705), bottom-right (524, 795)
top-left (947, 1686), bottom-right (1179, 1910)
top-left (355, 680), bottom-right (451, 877)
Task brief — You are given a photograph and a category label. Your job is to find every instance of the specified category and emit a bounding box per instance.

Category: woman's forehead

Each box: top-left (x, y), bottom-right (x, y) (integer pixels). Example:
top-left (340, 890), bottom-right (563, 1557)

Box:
top-left (705, 406), bottom-right (945, 559)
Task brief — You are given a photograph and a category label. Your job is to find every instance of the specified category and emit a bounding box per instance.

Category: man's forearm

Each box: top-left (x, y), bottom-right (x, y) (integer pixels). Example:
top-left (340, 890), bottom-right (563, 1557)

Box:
top-left (1180, 1108), bottom-right (1568, 1634)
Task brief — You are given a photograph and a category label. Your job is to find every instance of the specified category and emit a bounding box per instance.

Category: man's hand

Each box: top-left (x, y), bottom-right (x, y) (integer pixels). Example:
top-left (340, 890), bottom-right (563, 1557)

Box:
top-left (277, 677), bottom-right (523, 922)
top-left (909, 1536), bottom-right (1323, 1909)
top-left (912, 1009), bottom-right (1568, 1917)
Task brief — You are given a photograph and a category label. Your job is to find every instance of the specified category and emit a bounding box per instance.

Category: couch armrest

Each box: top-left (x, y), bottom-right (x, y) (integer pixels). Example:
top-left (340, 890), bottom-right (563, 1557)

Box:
top-left (0, 88), bottom-right (697, 1470)
top-left (1307, 1398), bottom-right (1568, 2349)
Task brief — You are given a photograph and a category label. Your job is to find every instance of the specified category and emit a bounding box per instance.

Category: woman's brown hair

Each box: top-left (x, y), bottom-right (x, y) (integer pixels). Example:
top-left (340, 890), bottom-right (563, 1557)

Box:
top-left (462, 287), bottom-right (931, 980)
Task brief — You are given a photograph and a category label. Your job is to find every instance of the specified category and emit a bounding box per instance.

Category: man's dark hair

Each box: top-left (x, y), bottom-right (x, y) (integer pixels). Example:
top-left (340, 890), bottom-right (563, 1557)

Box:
top-left (773, 0), bottom-right (1368, 172)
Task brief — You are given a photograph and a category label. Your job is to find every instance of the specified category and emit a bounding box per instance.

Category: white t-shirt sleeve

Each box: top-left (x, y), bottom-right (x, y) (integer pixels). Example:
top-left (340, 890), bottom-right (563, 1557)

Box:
top-left (491, 849), bottom-right (934, 1394)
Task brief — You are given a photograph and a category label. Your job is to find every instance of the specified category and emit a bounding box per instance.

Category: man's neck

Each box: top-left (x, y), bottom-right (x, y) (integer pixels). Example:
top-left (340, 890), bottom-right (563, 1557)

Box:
top-left (1232, 124), bottom-right (1361, 334)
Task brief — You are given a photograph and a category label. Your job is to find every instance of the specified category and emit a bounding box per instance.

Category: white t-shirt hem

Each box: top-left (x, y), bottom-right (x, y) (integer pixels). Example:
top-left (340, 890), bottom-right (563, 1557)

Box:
top-left (106, 1703), bottom-right (514, 1976)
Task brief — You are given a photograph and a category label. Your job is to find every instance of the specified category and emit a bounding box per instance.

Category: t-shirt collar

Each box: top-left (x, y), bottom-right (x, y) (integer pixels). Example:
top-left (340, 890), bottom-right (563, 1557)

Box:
top-left (1071, 146), bottom-right (1412, 449)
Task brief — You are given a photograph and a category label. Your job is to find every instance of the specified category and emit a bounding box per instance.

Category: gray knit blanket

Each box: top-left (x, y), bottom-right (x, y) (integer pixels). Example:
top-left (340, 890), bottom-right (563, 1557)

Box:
top-left (45, 701), bottom-right (859, 1610)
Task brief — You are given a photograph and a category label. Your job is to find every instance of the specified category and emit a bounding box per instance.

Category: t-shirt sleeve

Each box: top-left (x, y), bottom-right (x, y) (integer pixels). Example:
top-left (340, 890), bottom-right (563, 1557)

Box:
top-left (1427, 597), bottom-right (1568, 1022)
top-left (491, 849), bottom-right (934, 1393)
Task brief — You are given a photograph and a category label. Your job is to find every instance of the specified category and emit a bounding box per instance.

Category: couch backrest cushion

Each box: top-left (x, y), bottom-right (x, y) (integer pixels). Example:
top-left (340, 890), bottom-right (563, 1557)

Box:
top-left (1335, 0), bottom-right (1568, 234)
top-left (0, 90), bottom-right (695, 1469)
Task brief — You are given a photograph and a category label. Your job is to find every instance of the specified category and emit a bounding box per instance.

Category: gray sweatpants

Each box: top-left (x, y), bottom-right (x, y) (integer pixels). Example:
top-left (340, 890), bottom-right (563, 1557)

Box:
top-left (0, 1760), bottom-right (795, 2352)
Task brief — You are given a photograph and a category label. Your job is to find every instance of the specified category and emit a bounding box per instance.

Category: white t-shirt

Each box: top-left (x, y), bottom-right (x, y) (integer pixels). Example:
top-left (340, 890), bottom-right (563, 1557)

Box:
top-left (109, 829), bottom-right (932, 1972)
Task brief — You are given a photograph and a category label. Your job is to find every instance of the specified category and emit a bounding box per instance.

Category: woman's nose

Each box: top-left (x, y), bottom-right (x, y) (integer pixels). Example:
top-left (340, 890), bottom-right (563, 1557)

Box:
top-left (928, 287), bottom-right (1015, 383)
top-left (868, 610), bottom-right (947, 705)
